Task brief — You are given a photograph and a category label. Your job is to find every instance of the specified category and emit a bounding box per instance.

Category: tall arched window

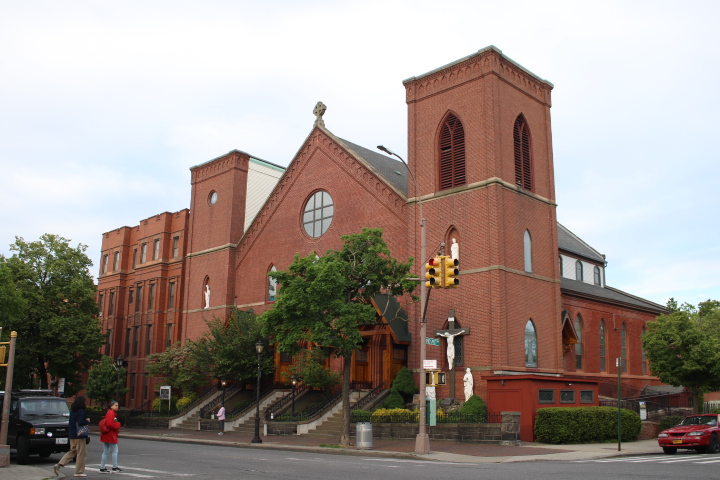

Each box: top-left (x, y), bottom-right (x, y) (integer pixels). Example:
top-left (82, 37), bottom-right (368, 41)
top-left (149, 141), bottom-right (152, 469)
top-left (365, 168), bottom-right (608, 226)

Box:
top-left (621, 324), bottom-right (627, 373)
top-left (599, 320), bottom-right (606, 372)
top-left (575, 260), bottom-right (583, 281)
top-left (525, 320), bottom-right (538, 368)
top-left (268, 266), bottom-right (277, 302)
top-left (439, 113), bottom-right (466, 190)
top-left (593, 266), bottom-right (601, 286)
top-left (559, 255), bottom-right (564, 277)
top-left (574, 315), bottom-right (583, 370)
top-left (641, 326), bottom-right (647, 374)
top-left (524, 230), bottom-right (533, 273)
top-left (513, 114), bottom-right (533, 190)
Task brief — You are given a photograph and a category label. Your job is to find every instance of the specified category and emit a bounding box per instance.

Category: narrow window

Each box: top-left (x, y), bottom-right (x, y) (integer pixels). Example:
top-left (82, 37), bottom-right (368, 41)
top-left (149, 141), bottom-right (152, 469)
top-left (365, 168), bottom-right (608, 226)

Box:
top-left (153, 238), bottom-right (160, 261)
top-left (125, 328), bottom-right (131, 358)
top-left (128, 289), bottom-right (134, 305)
top-left (109, 291), bottom-right (115, 316)
top-left (621, 324), bottom-right (627, 373)
top-left (98, 294), bottom-right (104, 317)
top-left (130, 373), bottom-right (136, 401)
top-left (559, 255), bottom-right (563, 277)
top-left (144, 373), bottom-right (149, 400)
top-left (113, 251), bottom-right (120, 271)
top-left (141, 243), bottom-right (147, 263)
top-left (593, 266), bottom-right (601, 286)
top-left (575, 260), bottom-right (583, 281)
top-left (641, 326), bottom-right (648, 374)
top-left (133, 249), bottom-right (137, 268)
top-left (574, 315), bottom-right (583, 370)
top-left (146, 324), bottom-right (152, 355)
top-left (268, 266), bottom-right (277, 301)
top-left (135, 286), bottom-right (143, 313)
top-left (439, 113), bottom-right (466, 190)
top-left (148, 284), bottom-right (156, 311)
top-left (172, 236), bottom-right (179, 258)
top-left (102, 254), bottom-right (109, 274)
top-left (133, 325), bottom-right (139, 356)
top-left (166, 323), bottom-right (173, 348)
top-left (599, 320), bottom-right (606, 372)
top-left (513, 114), bottom-right (533, 190)
top-left (168, 281), bottom-right (176, 309)
top-left (105, 329), bottom-right (112, 356)
top-left (525, 320), bottom-right (538, 368)
top-left (524, 230), bottom-right (533, 273)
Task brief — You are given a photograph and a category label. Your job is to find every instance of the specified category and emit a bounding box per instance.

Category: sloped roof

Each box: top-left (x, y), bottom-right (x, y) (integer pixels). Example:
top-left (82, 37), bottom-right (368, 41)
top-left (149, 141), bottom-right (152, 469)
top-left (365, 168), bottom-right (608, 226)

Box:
top-left (338, 138), bottom-right (408, 197)
top-left (558, 223), bottom-right (606, 264)
top-left (372, 293), bottom-right (412, 343)
top-left (561, 277), bottom-right (666, 314)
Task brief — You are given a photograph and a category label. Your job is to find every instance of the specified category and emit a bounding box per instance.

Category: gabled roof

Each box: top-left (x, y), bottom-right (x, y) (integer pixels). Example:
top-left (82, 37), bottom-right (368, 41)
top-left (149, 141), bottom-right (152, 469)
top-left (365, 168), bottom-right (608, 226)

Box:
top-left (558, 223), bottom-right (606, 264)
top-left (561, 277), bottom-right (666, 314)
top-left (338, 138), bottom-right (408, 197)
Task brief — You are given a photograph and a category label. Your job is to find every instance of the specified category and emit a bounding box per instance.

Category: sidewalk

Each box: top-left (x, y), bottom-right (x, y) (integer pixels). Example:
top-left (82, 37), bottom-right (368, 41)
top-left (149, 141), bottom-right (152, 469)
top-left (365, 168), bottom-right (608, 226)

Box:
top-left (0, 427), bottom-right (662, 480)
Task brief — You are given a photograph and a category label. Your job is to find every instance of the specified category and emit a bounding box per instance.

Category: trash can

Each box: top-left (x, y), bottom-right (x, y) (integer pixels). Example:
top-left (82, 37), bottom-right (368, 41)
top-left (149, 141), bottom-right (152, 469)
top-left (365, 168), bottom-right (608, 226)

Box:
top-left (356, 422), bottom-right (373, 450)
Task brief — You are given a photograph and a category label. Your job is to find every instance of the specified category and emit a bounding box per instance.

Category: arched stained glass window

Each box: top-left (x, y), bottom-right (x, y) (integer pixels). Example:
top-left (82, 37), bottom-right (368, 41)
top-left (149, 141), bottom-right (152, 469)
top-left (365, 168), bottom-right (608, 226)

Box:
top-left (575, 260), bottom-right (583, 281)
top-left (268, 266), bottom-right (277, 302)
top-left (574, 315), bottom-right (583, 370)
top-left (439, 113), bottom-right (466, 190)
top-left (599, 320), bottom-right (606, 372)
top-left (594, 266), bottom-right (601, 286)
top-left (525, 320), bottom-right (538, 368)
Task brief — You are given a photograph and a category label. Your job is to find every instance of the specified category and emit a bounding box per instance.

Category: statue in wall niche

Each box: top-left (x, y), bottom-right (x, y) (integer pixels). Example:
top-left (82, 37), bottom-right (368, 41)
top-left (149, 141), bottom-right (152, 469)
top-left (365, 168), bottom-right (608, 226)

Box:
top-left (451, 238), bottom-right (459, 261)
top-left (463, 368), bottom-right (474, 402)
top-left (204, 284), bottom-right (211, 309)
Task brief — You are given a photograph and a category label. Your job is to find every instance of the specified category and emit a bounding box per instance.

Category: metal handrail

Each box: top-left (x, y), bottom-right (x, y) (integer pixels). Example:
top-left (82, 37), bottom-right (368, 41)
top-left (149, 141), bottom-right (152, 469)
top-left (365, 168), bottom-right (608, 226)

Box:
top-left (352, 383), bottom-right (385, 411)
top-left (264, 383), bottom-right (308, 420)
top-left (273, 382), bottom-right (369, 422)
top-left (227, 384), bottom-right (282, 421)
top-left (199, 385), bottom-right (241, 418)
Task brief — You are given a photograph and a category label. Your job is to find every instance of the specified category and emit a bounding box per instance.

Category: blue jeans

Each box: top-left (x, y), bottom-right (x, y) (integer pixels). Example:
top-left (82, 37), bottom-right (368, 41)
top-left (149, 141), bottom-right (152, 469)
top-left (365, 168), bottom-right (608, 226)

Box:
top-left (101, 442), bottom-right (118, 469)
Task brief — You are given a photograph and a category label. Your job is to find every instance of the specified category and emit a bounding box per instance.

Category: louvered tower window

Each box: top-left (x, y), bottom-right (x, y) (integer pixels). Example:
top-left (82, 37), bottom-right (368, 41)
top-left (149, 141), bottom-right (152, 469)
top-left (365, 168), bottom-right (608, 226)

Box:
top-left (439, 113), bottom-right (466, 190)
top-left (513, 115), bottom-right (533, 190)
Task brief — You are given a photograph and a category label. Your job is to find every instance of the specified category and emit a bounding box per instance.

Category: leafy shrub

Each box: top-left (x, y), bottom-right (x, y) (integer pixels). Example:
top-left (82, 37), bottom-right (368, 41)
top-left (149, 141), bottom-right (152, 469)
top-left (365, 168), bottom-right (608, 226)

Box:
top-left (176, 396), bottom-right (195, 411)
top-left (659, 415), bottom-right (684, 431)
top-left (352, 409), bottom-right (372, 423)
top-left (459, 394), bottom-right (487, 416)
top-left (391, 367), bottom-right (418, 402)
top-left (370, 408), bottom-right (419, 423)
top-left (534, 407), bottom-right (641, 444)
top-left (383, 388), bottom-right (406, 409)
top-left (152, 396), bottom-right (178, 413)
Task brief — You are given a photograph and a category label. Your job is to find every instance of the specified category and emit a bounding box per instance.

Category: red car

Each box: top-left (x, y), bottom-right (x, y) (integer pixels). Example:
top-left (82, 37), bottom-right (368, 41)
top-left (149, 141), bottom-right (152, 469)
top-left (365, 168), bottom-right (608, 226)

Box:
top-left (658, 414), bottom-right (720, 454)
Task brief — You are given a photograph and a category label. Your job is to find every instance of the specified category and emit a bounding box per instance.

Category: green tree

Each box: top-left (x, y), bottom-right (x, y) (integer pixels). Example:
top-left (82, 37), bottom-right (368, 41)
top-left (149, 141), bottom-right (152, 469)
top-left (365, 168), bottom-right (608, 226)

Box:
top-left (195, 308), bottom-right (273, 384)
top-left (86, 355), bottom-right (129, 407)
top-left (643, 299), bottom-right (720, 413)
top-left (260, 228), bottom-right (416, 446)
top-left (0, 234), bottom-right (104, 394)
top-left (390, 367), bottom-right (418, 403)
top-left (146, 341), bottom-right (208, 397)
top-left (286, 349), bottom-right (341, 392)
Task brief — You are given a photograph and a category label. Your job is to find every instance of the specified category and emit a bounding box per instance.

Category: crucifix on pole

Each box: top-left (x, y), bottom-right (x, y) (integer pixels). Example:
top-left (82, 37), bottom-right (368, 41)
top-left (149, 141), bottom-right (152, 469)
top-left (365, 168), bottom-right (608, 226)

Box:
top-left (435, 311), bottom-right (470, 400)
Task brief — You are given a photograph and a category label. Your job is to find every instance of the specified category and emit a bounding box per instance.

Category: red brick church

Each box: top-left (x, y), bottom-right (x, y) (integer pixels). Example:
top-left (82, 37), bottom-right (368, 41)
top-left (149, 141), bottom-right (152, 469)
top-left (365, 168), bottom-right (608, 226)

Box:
top-left (96, 47), bottom-right (666, 433)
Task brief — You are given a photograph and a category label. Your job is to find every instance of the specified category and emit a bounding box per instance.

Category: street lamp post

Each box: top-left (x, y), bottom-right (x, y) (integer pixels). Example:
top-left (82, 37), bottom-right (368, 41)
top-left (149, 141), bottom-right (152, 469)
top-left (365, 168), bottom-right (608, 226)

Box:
top-left (252, 340), bottom-right (265, 444)
top-left (115, 356), bottom-right (124, 406)
top-left (220, 378), bottom-right (227, 410)
top-left (377, 145), bottom-right (430, 454)
top-left (290, 374), bottom-right (297, 418)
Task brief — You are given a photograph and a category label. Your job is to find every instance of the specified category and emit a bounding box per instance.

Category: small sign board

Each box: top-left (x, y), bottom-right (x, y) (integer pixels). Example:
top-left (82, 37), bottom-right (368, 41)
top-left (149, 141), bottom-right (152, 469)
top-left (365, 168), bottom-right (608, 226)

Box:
top-left (160, 385), bottom-right (171, 400)
top-left (57, 378), bottom-right (65, 395)
top-left (426, 337), bottom-right (440, 346)
top-left (423, 359), bottom-right (438, 370)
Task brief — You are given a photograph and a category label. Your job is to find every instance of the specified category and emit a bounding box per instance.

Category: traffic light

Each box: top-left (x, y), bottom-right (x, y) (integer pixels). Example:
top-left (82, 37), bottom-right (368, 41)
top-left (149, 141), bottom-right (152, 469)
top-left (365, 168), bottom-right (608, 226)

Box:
top-left (443, 256), bottom-right (459, 288)
top-left (425, 370), bottom-right (447, 386)
top-left (425, 257), bottom-right (442, 288)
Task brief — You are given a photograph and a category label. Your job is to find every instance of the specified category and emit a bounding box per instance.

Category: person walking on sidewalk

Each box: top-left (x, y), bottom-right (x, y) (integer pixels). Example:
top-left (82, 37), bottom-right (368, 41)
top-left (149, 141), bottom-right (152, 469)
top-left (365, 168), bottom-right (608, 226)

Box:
top-left (217, 404), bottom-right (226, 435)
top-left (54, 396), bottom-right (90, 477)
top-left (99, 400), bottom-right (123, 473)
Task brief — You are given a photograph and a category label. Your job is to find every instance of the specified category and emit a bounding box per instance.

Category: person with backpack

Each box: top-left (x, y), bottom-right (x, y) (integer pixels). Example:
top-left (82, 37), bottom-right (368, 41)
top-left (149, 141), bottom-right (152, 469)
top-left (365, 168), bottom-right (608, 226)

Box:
top-left (99, 400), bottom-right (122, 473)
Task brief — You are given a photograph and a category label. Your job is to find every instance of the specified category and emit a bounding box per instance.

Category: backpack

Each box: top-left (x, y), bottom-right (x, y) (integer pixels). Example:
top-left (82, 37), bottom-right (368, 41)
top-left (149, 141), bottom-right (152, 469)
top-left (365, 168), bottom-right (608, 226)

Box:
top-left (99, 418), bottom-right (109, 434)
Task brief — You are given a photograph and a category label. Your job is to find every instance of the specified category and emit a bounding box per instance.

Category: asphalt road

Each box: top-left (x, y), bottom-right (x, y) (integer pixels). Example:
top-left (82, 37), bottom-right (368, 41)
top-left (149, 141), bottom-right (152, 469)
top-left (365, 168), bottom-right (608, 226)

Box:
top-left (19, 437), bottom-right (720, 479)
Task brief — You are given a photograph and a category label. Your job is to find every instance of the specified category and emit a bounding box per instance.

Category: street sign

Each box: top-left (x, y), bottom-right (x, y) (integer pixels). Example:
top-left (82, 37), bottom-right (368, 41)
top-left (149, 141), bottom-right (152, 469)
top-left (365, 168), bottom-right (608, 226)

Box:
top-left (160, 385), bottom-right (171, 400)
top-left (426, 337), bottom-right (440, 346)
top-left (423, 359), bottom-right (437, 370)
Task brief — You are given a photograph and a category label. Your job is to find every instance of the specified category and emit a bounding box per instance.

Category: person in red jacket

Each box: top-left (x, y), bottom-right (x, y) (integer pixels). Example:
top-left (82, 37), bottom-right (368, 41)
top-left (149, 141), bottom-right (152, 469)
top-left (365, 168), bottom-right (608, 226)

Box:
top-left (99, 401), bottom-right (122, 473)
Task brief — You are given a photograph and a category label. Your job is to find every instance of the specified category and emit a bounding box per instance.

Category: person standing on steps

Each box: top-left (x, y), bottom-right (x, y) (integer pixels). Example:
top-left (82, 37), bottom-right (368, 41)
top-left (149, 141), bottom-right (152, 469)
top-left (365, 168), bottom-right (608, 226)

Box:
top-left (99, 400), bottom-right (123, 473)
top-left (54, 396), bottom-right (90, 477)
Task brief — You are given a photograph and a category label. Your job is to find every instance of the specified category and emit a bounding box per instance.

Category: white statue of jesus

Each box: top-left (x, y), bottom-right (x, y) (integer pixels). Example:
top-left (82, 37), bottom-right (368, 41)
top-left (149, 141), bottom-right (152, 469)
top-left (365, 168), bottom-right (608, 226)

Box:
top-left (450, 238), bottom-right (459, 261)
top-left (204, 285), bottom-right (211, 309)
top-left (463, 368), bottom-right (474, 401)
top-left (437, 329), bottom-right (465, 370)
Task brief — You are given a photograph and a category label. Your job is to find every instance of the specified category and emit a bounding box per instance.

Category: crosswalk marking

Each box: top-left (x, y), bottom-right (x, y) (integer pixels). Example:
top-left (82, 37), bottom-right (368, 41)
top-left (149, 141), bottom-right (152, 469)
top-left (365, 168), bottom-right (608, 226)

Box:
top-left (85, 464), bottom-right (194, 477)
top-left (574, 455), bottom-right (720, 465)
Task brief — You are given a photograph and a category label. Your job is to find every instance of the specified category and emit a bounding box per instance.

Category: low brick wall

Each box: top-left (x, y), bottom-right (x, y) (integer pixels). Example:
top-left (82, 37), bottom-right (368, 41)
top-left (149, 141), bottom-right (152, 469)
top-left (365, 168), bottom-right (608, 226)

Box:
top-left (266, 423), bottom-right (298, 435)
top-left (639, 421), bottom-right (661, 440)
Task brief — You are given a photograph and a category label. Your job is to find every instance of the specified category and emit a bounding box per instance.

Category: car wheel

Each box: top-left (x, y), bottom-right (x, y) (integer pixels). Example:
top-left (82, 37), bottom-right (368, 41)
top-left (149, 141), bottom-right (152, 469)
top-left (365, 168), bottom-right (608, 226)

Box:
top-left (662, 447), bottom-right (677, 455)
top-left (38, 450), bottom-right (53, 458)
top-left (16, 436), bottom-right (30, 465)
top-left (709, 434), bottom-right (720, 454)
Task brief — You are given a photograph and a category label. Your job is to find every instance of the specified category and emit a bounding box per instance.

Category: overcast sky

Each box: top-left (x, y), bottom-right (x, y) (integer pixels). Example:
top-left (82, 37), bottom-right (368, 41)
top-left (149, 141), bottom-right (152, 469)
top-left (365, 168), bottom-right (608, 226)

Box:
top-left (1, 1), bottom-right (718, 308)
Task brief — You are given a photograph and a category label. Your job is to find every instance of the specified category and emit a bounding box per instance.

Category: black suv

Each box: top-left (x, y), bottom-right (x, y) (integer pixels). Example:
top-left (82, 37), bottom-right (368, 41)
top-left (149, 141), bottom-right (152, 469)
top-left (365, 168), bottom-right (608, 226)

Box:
top-left (0, 389), bottom-right (71, 464)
